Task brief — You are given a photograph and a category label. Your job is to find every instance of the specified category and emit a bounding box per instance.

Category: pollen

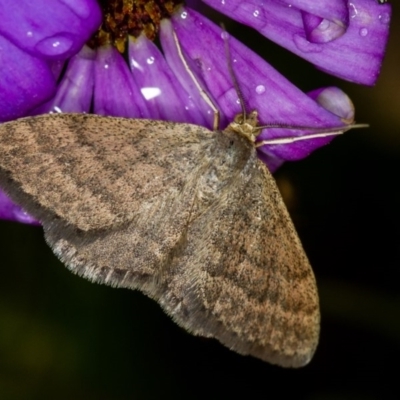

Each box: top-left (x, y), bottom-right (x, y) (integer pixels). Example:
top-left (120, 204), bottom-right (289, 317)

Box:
top-left (89, 0), bottom-right (182, 52)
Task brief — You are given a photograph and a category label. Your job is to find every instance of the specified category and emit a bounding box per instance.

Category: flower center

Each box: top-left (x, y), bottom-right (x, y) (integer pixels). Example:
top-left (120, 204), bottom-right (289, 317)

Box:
top-left (89, 0), bottom-right (183, 52)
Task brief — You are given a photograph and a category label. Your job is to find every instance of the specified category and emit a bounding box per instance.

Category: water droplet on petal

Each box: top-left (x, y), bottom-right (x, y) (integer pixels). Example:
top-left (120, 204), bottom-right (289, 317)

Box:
top-left (359, 28), bottom-right (368, 37)
top-left (180, 11), bottom-right (187, 19)
top-left (318, 19), bottom-right (330, 31)
top-left (221, 31), bottom-right (229, 40)
top-left (26, 31), bottom-right (33, 37)
top-left (255, 85), bottom-right (266, 95)
top-left (13, 207), bottom-right (37, 225)
top-left (130, 59), bottom-right (141, 70)
top-left (146, 56), bottom-right (155, 65)
top-left (293, 34), bottom-right (323, 53)
top-left (52, 106), bottom-right (63, 113)
top-left (379, 12), bottom-right (390, 24)
top-left (349, 3), bottom-right (358, 18)
top-left (36, 34), bottom-right (73, 57)
top-left (253, 9), bottom-right (260, 17)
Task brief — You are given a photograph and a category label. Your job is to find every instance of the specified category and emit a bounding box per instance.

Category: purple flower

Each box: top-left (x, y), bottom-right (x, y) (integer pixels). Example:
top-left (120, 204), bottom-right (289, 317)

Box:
top-left (0, 0), bottom-right (102, 121)
top-left (203, 0), bottom-right (391, 85)
top-left (0, 0), bottom-right (391, 224)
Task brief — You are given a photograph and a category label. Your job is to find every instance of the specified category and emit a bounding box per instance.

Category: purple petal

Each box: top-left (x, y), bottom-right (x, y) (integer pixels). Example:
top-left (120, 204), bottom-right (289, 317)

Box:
top-left (308, 87), bottom-right (355, 124)
top-left (93, 44), bottom-right (151, 118)
top-left (0, 0), bottom-right (101, 60)
top-left (172, 7), bottom-right (347, 166)
top-left (33, 45), bottom-right (96, 114)
top-left (160, 19), bottom-right (218, 129)
top-left (302, 12), bottom-right (345, 44)
top-left (0, 191), bottom-right (39, 225)
top-left (128, 34), bottom-right (207, 125)
top-left (203, 0), bottom-right (391, 85)
top-left (0, 0), bottom-right (102, 122)
top-left (0, 34), bottom-right (56, 122)
top-left (282, 0), bottom-right (349, 26)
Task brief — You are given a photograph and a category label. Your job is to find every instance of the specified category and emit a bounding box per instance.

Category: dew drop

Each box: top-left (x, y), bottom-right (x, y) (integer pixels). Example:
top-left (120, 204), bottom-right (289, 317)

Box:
top-left (221, 31), bottom-right (229, 40)
top-left (255, 85), bottom-right (266, 95)
top-left (146, 56), bottom-right (155, 65)
top-left (180, 10), bottom-right (187, 19)
top-left (26, 31), bottom-right (33, 37)
top-left (318, 19), bottom-right (330, 31)
top-left (359, 27), bottom-right (368, 37)
top-left (379, 12), bottom-right (390, 25)
top-left (293, 34), bottom-right (323, 53)
top-left (13, 208), bottom-right (37, 225)
top-left (36, 34), bottom-right (73, 57)
top-left (130, 59), bottom-right (141, 70)
top-left (253, 9), bottom-right (260, 18)
top-left (349, 3), bottom-right (358, 18)
top-left (52, 106), bottom-right (63, 113)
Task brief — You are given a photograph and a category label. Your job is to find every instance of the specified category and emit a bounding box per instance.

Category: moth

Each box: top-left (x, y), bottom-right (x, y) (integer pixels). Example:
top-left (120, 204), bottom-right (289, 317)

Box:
top-left (0, 29), bottom-right (362, 368)
top-left (0, 108), bottom-right (321, 368)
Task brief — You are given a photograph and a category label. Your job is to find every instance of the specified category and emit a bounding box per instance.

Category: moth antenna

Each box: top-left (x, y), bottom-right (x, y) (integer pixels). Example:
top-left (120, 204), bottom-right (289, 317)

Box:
top-left (172, 28), bottom-right (220, 130)
top-left (255, 123), bottom-right (369, 147)
top-left (253, 122), bottom-right (369, 133)
top-left (221, 24), bottom-right (247, 122)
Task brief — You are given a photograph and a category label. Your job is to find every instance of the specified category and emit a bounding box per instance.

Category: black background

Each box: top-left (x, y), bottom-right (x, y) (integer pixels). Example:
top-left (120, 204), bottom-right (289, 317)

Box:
top-left (0, 2), bottom-right (399, 399)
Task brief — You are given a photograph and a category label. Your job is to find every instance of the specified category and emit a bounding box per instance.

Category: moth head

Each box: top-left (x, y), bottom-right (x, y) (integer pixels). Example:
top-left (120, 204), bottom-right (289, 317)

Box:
top-left (228, 110), bottom-right (259, 143)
